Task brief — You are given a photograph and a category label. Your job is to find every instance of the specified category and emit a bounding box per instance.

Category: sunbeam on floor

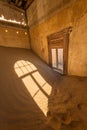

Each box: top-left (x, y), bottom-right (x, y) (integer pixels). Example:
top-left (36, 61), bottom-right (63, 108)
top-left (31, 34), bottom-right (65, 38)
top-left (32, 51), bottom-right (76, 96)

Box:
top-left (14, 60), bottom-right (52, 116)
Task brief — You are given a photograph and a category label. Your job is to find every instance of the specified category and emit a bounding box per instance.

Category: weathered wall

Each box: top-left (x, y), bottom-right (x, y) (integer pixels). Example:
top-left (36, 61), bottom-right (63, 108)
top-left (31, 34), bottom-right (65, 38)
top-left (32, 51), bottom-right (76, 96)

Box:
top-left (27, 0), bottom-right (73, 62)
top-left (0, 25), bottom-right (30, 49)
top-left (69, 4), bottom-right (87, 76)
top-left (27, 0), bottom-right (87, 76)
top-left (0, 1), bottom-right (30, 49)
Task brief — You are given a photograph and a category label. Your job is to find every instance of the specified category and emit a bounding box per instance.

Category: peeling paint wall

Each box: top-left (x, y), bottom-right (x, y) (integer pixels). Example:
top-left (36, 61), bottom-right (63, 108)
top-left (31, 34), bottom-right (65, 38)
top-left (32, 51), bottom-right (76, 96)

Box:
top-left (69, 13), bottom-right (87, 76)
top-left (0, 1), bottom-right (30, 49)
top-left (68, 0), bottom-right (87, 76)
top-left (27, 0), bottom-right (87, 76)
top-left (27, 0), bottom-right (73, 62)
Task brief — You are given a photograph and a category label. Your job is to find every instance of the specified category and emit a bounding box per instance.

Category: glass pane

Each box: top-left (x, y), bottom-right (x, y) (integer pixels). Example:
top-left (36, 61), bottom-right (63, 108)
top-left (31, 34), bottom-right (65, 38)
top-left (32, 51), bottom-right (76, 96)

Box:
top-left (58, 48), bottom-right (63, 72)
top-left (51, 49), bottom-right (57, 68)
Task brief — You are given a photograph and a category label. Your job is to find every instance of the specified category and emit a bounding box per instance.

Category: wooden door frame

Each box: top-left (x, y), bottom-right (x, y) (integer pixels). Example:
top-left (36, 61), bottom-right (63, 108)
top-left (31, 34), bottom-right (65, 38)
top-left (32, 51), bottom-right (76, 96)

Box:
top-left (47, 27), bottom-right (72, 75)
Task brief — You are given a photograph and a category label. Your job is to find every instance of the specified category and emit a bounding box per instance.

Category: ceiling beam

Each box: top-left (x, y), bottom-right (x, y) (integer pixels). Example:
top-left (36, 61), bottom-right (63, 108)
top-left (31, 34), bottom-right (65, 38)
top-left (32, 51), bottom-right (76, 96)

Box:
top-left (24, 0), bottom-right (34, 10)
top-left (3, 0), bottom-right (34, 10)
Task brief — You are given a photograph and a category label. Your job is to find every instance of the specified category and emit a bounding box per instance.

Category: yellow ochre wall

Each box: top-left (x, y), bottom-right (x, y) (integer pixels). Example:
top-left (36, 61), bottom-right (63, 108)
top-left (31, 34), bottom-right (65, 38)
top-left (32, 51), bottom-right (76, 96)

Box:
top-left (0, 26), bottom-right (30, 49)
top-left (27, 0), bottom-right (87, 77)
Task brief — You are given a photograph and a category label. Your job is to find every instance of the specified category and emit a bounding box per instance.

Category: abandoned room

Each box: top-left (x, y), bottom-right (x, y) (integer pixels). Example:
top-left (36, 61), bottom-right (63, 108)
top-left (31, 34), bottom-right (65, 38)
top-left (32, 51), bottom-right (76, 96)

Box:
top-left (0, 0), bottom-right (87, 130)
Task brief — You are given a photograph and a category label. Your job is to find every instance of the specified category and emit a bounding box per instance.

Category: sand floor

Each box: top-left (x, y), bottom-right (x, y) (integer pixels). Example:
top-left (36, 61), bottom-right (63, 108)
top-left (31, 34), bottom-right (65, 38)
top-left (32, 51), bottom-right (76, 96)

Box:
top-left (0, 47), bottom-right (87, 130)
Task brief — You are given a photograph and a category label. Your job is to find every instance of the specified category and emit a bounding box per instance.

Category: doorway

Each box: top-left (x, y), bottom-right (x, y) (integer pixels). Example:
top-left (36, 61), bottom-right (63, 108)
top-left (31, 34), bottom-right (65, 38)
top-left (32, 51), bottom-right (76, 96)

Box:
top-left (51, 48), bottom-right (63, 74)
top-left (48, 27), bottom-right (71, 75)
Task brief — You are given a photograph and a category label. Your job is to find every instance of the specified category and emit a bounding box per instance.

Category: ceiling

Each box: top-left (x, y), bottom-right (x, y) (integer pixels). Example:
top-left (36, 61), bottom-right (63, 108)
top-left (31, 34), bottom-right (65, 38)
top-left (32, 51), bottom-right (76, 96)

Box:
top-left (3, 0), bottom-right (34, 10)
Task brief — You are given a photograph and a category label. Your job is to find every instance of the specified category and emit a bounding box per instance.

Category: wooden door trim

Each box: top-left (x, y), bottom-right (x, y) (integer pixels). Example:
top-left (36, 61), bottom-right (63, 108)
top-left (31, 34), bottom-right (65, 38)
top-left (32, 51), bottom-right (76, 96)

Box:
top-left (47, 27), bottom-right (72, 75)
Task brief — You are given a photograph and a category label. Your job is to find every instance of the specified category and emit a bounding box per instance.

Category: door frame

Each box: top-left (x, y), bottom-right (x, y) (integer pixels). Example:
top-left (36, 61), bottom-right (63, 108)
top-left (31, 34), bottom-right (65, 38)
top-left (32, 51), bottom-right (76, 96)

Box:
top-left (47, 27), bottom-right (72, 75)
